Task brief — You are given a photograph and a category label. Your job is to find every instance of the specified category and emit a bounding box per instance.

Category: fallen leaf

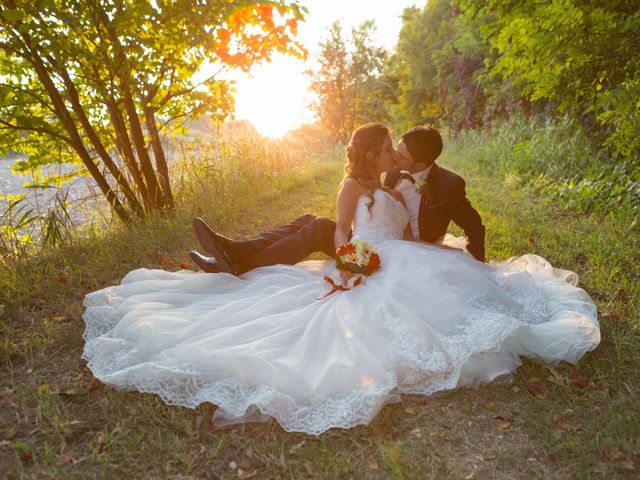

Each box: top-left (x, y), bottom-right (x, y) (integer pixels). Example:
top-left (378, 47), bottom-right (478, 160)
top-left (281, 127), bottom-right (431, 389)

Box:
top-left (52, 316), bottom-right (67, 322)
top-left (618, 460), bottom-right (637, 471)
top-left (528, 237), bottom-right (536, 245)
top-left (570, 368), bottom-right (588, 389)
top-left (512, 386), bottom-right (521, 393)
top-left (364, 452), bottom-right (379, 470)
top-left (160, 256), bottom-right (174, 269)
top-left (552, 415), bottom-right (580, 432)
top-left (528, 377), bottom-right (541, 384)
top-left (57, 274), bottom-right (69, 285)
top-left (57, 388), bottom-right (81, 397)
top-left (602, 443), bottom-right (624, 461)
top-left (526, 382), bottom-right (545, 398)
top-left (57, 450), bottom-right (77, 466)
top-left (1, 390), bottom-right (17, 408)
top-left (20, 451), bottom-right (33, 463)
top-left (289, 440), bottom-right (306, 452)
top-left (180, 262), bottom-right (191, 270)
top-left (305, 461), bottom-right (315, 475)
top-left (96, 434), bottom-right (106, 453)
top-left (497, 422), bottom-right (511, 432)
top-left (88, 377), bottom-right (101, 392)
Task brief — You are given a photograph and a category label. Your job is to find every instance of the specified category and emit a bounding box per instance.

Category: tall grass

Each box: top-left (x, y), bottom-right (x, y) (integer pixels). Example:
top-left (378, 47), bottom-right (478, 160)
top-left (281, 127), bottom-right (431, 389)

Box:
top-left (1, 127), bottom-right (638, 479)
top-left (441, 115), bottom-right (640, 226)
top-left (0, 134), bottom-right (342, 313)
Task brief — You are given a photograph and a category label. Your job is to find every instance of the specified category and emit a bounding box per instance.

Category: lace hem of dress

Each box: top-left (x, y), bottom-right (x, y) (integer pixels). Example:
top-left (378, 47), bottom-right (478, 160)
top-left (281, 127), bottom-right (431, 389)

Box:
top-left (82, 286), bottom-right (527, 435)
top-left (81, 252), bottom-right (599, 435)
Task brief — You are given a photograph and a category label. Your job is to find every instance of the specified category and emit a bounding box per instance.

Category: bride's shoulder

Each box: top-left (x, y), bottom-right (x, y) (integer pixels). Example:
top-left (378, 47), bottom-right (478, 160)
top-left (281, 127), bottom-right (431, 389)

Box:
top-left (338, 178), bottom-right (365, 200)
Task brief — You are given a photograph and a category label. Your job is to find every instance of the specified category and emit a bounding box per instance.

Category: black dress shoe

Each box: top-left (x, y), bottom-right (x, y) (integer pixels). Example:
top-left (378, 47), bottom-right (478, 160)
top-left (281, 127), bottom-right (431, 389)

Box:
top-left (188, 251), bottom-right (226, 274)
top-left (192, 217), bottom-right (237, 274)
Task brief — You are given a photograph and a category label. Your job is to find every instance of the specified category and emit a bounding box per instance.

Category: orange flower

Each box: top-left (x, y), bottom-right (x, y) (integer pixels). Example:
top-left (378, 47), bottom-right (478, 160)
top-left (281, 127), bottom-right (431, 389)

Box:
top-left (337, 243), bottom-right (356, 257)
top-left (367, 252), bottom-right (381, 274)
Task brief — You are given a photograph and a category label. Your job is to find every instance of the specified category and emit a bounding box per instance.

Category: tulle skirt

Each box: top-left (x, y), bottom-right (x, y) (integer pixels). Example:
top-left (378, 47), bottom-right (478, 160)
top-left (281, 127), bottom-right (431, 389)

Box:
top-left (82, 240), bottom-right (599, 435)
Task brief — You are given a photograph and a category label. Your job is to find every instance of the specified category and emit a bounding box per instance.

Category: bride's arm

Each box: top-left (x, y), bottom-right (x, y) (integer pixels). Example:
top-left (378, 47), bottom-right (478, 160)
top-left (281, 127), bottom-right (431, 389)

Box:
top-left (334, 178), bottom-right (362, 249)
top-left (335, 179), bottom-right (363, 283)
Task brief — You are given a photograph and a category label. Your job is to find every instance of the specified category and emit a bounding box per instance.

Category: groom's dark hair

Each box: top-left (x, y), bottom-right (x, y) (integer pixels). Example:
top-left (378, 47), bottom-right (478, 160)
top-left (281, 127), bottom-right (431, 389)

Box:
top-left (401, 125), bottom-right (443, 165)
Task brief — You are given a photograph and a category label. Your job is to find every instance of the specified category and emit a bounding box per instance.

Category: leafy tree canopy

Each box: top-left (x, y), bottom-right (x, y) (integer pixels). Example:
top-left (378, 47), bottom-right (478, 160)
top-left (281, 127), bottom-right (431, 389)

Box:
top-left (0, 0), bottom-right (306, 220)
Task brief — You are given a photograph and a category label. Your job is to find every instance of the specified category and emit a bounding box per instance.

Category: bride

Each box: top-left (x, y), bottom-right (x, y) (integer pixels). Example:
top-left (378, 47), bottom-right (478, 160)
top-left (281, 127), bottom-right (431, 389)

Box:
top-left (82, 123), bottom-right (600, 435)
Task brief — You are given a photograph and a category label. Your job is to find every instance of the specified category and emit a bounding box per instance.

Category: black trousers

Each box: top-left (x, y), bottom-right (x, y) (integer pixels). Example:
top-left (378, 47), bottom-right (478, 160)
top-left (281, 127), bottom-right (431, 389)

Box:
top-left (232, 214), bottom-right (337, 273)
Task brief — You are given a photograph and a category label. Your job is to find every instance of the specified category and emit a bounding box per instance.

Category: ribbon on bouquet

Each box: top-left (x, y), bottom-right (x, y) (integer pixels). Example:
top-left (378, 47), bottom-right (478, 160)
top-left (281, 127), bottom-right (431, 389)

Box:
top-left (318, 272), bottom-right (363, 300)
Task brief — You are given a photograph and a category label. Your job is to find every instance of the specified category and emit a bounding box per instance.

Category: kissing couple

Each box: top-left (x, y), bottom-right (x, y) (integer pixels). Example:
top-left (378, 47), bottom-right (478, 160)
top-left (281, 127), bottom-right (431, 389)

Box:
top-left (82, 123), bottom-right (600, 435)
top-left (188, 124), bottom-right (486, 276)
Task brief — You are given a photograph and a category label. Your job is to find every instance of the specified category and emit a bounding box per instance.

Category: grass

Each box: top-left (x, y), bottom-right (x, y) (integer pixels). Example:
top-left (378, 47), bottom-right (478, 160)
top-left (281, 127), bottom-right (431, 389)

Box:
top-left (1, 133), bottom-right (638, 479)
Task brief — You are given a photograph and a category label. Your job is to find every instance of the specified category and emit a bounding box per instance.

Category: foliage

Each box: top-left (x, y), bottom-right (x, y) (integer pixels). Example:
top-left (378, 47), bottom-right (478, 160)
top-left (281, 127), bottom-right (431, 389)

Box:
top-left (0, 188), bottom-right (79, 260)
top-left (458, 0), bottom-right (640, 164)
top-left (386, 1), bottom-right (488, 134)
top-left (0, 0), bottom-right (306, 221)
top-left (388, 0), bottom-right (639, 163)
top-left (387, 0), bottom-right (639, 220)
top-left (307, 20), bottom-right (389, 144)
top-left (442, 115), bottom-right (640, 224)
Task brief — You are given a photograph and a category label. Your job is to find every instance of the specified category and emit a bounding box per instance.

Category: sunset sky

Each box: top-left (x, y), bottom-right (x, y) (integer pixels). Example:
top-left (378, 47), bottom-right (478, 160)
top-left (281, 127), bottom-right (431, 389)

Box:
top-left (223, 0), bottom-right (423, 138)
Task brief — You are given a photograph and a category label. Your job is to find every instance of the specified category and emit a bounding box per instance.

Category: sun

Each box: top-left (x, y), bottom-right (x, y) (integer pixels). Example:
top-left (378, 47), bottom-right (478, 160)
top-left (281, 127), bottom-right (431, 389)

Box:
top-left (230, 54), bottom-right (315, 138)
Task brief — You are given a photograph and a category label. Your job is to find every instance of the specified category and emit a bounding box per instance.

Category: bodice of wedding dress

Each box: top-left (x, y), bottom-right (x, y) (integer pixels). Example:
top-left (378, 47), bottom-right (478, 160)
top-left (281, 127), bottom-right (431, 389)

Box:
top-left (351, 189), bottom-right (410, 244)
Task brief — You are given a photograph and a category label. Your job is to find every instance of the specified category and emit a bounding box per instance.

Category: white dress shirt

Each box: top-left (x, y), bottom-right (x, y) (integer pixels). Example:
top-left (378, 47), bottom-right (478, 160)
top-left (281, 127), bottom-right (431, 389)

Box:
top-left (394, 166), bottom-right (432, 238)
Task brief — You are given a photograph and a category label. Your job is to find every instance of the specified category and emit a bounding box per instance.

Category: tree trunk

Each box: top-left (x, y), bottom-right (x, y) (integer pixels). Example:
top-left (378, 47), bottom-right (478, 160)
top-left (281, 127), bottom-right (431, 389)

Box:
top-left (106, 98), bottom-right (152, 211)
top-left (144, 104), bottom-right (174, 210)
top-left (121, 85), bottom-right (163, 210)
top-left (57, 65), bottom-right (144, 216)
top-left (95, 4), bottom-right (164, 210)
top-left (20, 34), bottom-right (131, 223)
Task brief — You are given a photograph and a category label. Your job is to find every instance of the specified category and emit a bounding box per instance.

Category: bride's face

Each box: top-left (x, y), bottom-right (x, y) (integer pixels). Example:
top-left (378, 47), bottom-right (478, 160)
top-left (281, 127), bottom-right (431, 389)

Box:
top-left (375, 135), bottom-right (396, 174)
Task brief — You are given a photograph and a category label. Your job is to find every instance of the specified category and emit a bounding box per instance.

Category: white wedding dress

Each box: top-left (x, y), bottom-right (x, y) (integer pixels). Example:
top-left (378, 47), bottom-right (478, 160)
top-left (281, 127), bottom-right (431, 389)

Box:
top-left (83, 190), bottom-right (600, 435)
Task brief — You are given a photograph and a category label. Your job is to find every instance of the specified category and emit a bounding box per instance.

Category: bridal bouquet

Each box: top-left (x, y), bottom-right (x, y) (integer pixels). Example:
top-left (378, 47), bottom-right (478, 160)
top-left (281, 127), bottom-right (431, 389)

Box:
top-left (335, 240), bottom-right (381, 276)
top-left (320, 240), bottom-right (381, 299)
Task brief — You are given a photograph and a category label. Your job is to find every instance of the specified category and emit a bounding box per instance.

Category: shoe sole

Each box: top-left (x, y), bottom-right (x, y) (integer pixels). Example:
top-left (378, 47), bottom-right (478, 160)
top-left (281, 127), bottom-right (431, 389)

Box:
top-left (187, 251), bottom-right (222, 274)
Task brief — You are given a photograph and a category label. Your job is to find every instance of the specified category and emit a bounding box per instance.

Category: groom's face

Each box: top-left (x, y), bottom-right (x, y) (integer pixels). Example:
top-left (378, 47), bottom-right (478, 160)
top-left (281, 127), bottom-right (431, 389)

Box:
top-left (395, 140), bottom-right (415, 171)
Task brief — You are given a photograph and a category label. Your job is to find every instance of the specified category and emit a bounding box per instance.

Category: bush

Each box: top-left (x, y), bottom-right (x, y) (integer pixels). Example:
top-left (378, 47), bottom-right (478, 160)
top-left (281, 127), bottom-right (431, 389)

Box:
top-left (441, 114), bottom-right (639, 225)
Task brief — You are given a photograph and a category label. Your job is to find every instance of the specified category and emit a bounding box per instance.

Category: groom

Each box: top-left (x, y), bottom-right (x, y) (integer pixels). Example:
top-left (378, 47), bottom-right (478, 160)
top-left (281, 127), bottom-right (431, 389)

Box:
top-left (188, 125), bottom-right (485, 274)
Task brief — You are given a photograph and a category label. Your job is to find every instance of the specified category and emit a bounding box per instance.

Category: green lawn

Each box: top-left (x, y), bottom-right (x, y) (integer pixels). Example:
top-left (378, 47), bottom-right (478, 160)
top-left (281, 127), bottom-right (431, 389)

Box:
top-left (1, 143), bottom-right (638, 479)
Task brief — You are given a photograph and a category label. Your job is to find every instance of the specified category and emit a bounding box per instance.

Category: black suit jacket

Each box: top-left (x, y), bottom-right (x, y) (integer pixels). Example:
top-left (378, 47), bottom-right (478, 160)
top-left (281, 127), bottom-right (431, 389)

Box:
top-left (384, 164), bottom-right (486, 262)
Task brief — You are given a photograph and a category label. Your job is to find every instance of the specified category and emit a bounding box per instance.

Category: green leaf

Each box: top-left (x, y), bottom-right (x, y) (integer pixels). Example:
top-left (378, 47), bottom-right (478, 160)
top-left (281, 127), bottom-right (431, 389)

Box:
top-left (0, 10), bottom-right (24, 22)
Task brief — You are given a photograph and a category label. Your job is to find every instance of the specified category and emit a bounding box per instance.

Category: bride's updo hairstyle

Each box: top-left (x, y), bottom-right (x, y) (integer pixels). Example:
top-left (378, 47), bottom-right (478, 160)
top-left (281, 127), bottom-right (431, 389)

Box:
top-left (344, 123), bottom-right (389, 185)
top-left (343, 123), bottom-right (389, 212)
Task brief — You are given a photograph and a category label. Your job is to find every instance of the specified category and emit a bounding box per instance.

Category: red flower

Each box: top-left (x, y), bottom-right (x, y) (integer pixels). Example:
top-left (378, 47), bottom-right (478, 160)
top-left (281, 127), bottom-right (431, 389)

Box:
top-left (366, 252), bottom-right (381, 274)
top-left (336, 242), bottom-right (356, 257)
